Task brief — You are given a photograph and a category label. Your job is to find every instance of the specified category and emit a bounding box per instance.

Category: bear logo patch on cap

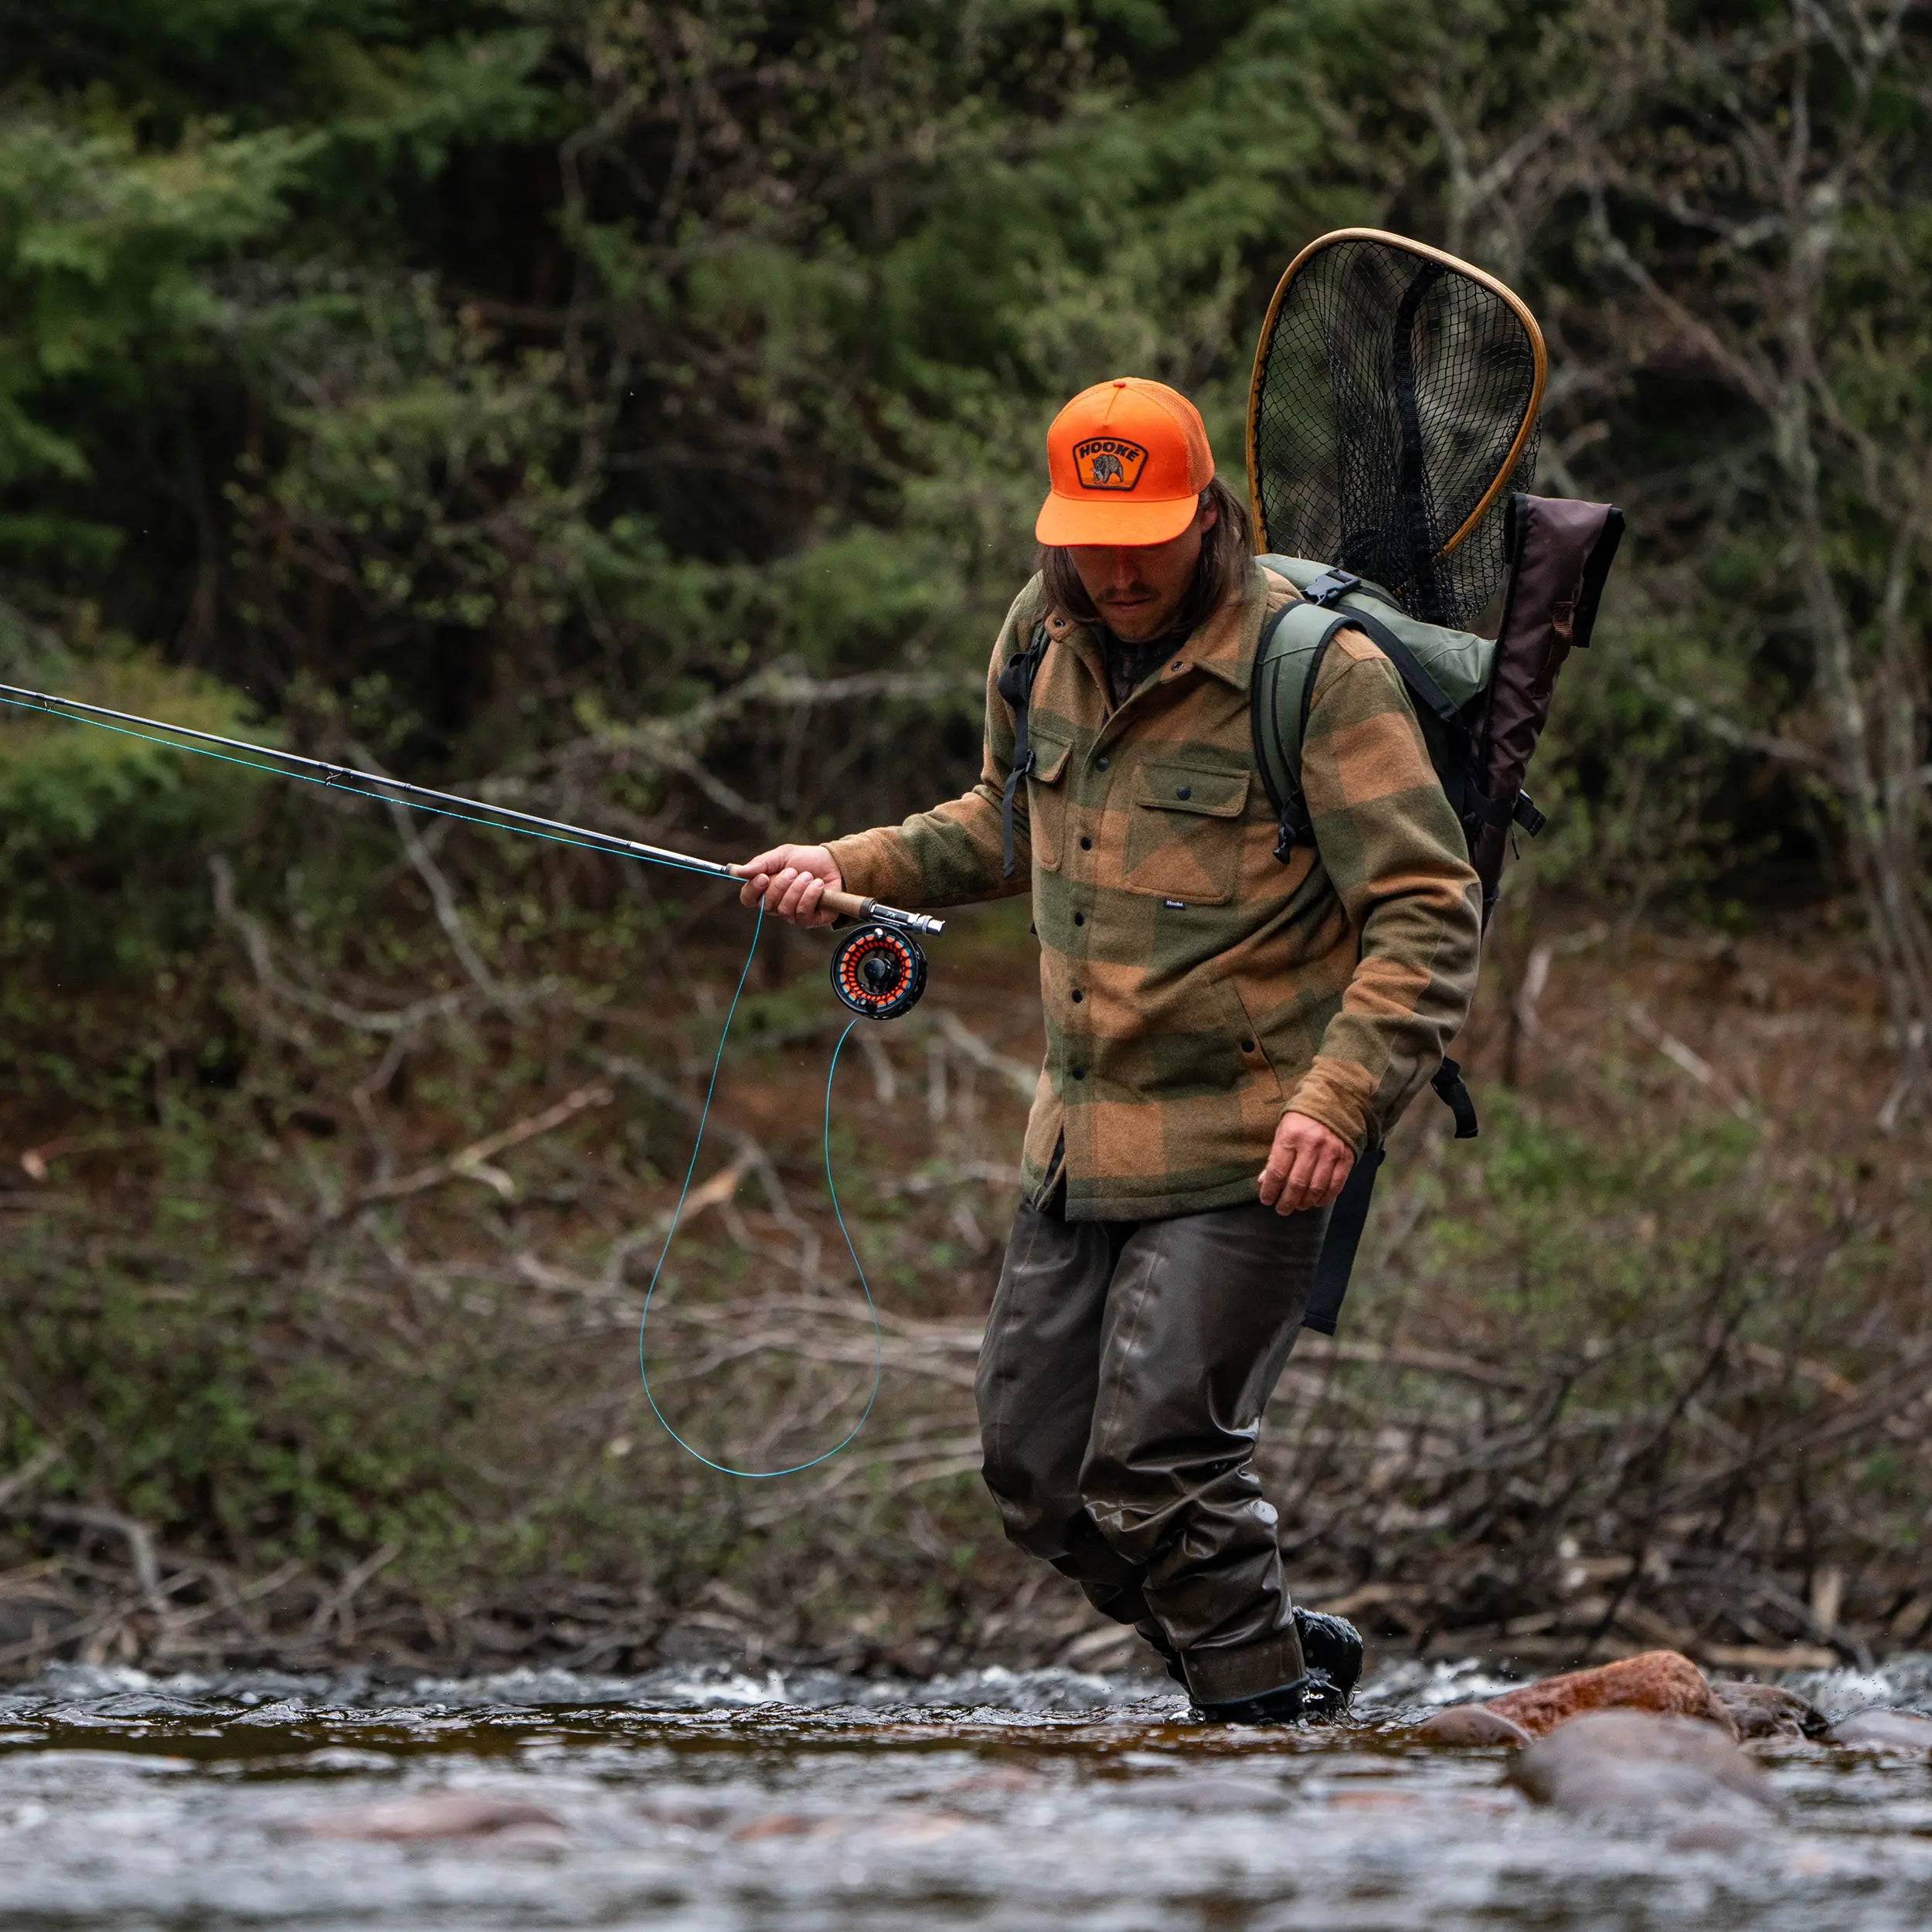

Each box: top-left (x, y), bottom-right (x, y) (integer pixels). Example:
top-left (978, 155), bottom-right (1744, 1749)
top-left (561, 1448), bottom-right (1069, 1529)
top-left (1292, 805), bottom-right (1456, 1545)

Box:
top-left (1073, 437), bottom-right (1147, 491)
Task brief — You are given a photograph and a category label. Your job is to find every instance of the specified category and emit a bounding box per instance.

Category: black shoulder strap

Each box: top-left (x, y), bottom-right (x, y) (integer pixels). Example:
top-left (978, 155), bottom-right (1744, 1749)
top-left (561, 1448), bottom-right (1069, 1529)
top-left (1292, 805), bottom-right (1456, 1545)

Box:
top-left (1302, 1143), bottom-right (1384, 1335)
top-left (1249, 601), bottom-right (1294, 835)
top-left (997, 619), bottom-right (1052, 879)
top-left (1321, 605), bottom-right (1485, 823)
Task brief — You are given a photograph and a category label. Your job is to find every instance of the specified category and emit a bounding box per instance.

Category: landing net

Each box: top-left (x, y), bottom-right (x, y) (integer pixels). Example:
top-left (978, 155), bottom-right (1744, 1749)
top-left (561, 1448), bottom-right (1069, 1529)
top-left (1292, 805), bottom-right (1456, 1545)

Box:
top-left (1247, 229), bottom-right (1545, 626)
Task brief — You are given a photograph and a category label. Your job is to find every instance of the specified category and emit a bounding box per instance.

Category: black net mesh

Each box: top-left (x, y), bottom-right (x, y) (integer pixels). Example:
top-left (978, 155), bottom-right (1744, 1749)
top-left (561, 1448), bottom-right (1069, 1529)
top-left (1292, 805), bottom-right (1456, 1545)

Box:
top-left (1250, 234), bottom-right (1541, 627)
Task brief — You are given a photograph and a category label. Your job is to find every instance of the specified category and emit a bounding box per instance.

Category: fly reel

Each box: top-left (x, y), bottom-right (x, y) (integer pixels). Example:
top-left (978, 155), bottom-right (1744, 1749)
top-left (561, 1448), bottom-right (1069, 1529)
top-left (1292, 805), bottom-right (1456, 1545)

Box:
top-left (830, 922), bottom-right (927, 1020)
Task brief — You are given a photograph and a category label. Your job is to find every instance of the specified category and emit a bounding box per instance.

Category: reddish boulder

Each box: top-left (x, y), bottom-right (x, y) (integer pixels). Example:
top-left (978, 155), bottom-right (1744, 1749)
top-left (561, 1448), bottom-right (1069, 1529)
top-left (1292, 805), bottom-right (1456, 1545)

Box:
top-left (1827, 1709), bottom-right (1932, 1755)
top-left (1485, 1651), bottom-right (1732, 1739)
top-left (1413, 1703), bottom-right (1532, 1748)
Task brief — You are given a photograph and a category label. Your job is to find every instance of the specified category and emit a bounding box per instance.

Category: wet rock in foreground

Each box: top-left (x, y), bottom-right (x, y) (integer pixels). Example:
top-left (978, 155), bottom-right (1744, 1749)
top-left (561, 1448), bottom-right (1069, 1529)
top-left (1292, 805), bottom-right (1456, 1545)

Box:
top-left (1712, 1679), bottom-right (1829, 1740)
top-left (1485, 1651), bottom-right (1731, 1738)
top-left (1405, 1653), bottom-right (1808, 1750)
top-left (1509, 1711), bottom-right (1775, 1836)
top-left (1412, 1703), bottom-right (1532, 1747)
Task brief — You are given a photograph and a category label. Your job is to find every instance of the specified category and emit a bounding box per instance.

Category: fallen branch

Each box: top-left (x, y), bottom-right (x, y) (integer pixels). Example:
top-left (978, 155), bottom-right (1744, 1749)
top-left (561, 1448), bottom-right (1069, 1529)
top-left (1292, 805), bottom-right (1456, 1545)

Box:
top-left (1515, 922), bottom-right (1612, 1039)
top-left (352, 1082), bottom-right (614, 1209)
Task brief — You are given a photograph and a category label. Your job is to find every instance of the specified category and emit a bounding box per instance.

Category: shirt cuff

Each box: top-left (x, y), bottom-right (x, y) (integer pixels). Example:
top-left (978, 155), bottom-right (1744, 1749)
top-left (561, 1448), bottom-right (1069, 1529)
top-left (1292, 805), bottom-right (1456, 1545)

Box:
top-left (1284, 1063), bottom-right (1373, 1155)
top-left (824, 830), bottom-right (898, 903)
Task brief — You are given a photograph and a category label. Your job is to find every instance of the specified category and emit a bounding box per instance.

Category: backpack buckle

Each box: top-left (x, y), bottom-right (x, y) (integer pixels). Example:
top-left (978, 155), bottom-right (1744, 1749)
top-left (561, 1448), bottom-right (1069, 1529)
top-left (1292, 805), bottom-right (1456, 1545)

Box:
top-left (1301, 570), bottom-right (1362, 608)
top-left (1272, 804), bottom-right (1311, 861)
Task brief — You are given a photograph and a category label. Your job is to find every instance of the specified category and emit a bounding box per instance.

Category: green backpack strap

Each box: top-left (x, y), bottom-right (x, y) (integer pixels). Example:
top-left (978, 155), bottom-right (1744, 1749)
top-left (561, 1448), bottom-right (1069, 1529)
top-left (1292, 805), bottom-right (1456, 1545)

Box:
top-left (1250, 594), bottom-right (1352, 859)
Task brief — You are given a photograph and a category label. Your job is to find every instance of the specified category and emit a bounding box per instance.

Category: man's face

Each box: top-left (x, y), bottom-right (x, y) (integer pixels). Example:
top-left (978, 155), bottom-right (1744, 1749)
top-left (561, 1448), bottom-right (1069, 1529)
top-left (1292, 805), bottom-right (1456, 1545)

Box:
top-left (1069, 495), bottom-right (1218, 641)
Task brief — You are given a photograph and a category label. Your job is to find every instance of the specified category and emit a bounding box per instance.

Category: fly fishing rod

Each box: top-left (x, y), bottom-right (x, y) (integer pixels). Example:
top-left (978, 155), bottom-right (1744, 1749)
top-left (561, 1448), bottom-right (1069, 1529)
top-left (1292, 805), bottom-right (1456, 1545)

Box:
top-left (0, 679), bottom-right (940, 1019)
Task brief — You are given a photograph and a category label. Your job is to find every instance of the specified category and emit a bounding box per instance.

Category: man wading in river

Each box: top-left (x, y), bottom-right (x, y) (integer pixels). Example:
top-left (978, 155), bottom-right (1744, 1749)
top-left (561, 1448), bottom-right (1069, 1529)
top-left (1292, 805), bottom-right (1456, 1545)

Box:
top-left (740, 379), bottom-right (1482, 1723)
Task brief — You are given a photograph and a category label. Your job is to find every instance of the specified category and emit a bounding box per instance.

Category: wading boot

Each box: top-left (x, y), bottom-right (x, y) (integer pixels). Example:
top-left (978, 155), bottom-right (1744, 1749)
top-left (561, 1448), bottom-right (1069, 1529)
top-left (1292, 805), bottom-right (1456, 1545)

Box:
top-left (1294, 1607), bottom-right (1363, 1717)
top-left (1193, 1678), bottom-right (1311, 1726)
top-left (1190, 1609), bottom-right (1364, 1726)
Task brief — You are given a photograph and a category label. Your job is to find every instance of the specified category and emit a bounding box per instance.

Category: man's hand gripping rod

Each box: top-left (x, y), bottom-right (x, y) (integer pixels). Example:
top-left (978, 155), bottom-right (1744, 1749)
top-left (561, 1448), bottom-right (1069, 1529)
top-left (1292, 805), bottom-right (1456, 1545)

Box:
top-left (0, 680), bottom-right (943, 1013)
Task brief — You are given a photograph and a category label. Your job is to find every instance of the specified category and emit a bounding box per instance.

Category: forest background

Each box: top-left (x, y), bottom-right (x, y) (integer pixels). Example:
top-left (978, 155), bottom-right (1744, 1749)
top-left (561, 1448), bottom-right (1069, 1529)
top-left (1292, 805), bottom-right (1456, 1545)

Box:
top-left (2, 0), bottom-right (1929, 1685)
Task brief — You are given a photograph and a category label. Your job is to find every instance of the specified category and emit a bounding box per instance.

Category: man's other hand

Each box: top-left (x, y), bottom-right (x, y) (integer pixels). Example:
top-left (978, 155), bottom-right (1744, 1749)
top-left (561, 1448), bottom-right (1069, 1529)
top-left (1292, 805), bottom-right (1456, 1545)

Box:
top-left (735, 843), bottom-right (843, 928)
top-left (1258, 1111), bottom-right (1355, 1215)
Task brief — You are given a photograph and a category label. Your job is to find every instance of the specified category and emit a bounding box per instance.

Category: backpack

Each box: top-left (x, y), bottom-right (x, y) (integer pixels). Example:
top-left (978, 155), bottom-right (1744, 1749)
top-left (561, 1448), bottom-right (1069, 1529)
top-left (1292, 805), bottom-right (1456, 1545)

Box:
top-left (1252, 493), bottom-right (1624, 929)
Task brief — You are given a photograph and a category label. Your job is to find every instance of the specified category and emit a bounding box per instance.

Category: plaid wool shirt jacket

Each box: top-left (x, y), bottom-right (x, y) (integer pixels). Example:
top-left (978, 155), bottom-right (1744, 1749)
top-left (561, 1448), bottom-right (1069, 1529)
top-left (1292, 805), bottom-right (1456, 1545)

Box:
top-left (826, 560), bottom-right (1483, 1221)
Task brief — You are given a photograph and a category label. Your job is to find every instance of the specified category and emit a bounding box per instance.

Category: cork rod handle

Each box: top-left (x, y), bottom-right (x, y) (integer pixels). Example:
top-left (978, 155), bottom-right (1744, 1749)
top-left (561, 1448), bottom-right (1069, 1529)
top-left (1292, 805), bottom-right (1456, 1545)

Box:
top-left (819, 887), bottom-right (875, 922)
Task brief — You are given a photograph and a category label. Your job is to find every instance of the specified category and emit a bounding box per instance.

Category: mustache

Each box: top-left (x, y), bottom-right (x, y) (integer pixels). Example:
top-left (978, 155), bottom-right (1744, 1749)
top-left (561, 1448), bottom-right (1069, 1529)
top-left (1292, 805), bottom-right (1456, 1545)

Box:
top-left (1099, 582), bottom-right (1155, 600)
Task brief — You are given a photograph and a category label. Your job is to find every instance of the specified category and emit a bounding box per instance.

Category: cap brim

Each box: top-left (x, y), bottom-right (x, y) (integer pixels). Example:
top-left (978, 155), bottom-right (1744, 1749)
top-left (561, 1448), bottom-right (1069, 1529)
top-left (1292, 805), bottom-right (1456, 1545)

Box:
top-left (1034, 489), bottom-right (1200, 548)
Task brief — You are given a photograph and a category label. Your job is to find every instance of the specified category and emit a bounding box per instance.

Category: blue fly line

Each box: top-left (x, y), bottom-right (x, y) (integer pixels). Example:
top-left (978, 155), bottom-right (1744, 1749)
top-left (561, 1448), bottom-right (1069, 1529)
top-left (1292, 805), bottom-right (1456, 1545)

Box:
top-left (635, 936), bottom-right (882, 1478)
top-left (0, 689), bottom-right (886, 1475)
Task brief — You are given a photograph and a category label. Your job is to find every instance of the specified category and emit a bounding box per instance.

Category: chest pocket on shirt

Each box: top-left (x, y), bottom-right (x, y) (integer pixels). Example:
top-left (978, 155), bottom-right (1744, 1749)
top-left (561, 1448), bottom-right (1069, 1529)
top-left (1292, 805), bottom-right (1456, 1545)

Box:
top-left (1123, 762), bottom-right (1250, 904)
top-left (1025, 733), bottom-right (1073, 872)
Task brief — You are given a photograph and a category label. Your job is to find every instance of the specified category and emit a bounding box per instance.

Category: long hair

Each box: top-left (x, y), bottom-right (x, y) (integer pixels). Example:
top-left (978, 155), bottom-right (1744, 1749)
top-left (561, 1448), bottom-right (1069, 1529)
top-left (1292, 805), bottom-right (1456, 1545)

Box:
top-left (1035, 477), bottom-right (1252, 634)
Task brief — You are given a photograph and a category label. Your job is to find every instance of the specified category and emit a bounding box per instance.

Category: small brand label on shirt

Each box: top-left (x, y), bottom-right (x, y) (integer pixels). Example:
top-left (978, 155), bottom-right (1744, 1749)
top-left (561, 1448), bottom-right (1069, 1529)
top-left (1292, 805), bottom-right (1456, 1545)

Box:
top-left (1163, 899), bottom-right (1186, 909)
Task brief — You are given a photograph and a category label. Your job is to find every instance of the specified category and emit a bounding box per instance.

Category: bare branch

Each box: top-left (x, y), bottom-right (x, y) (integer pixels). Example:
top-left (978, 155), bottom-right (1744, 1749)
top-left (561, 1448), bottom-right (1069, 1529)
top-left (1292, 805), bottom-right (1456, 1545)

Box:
top-left (352, 1082), bottom-right (614, 1209)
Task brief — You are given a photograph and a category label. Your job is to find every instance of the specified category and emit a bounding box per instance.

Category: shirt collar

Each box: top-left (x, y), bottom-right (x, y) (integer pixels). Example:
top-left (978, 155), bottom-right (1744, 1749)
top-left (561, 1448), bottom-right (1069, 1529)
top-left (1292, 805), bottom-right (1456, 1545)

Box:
top-left (1162, 560), bottom-right (1288, 692)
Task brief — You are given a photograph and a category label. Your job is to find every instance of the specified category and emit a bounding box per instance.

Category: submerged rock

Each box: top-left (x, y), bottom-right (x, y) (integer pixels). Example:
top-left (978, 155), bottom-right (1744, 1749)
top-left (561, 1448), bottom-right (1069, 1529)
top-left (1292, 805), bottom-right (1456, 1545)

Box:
top-left (1509, 1712), bottom-right (1775, 1832)
top-left (1712, 1680), bottom-right (1829, 1740)
top-left (1485, 1651), bottom-right (1732, 1738)
top-left (1826, 1709), bottom-right (1932, 1755)
top-left (283, 1791), bottom-right (567, 1843)
top-left (1413, 1703), bottom-right (1532, 1748)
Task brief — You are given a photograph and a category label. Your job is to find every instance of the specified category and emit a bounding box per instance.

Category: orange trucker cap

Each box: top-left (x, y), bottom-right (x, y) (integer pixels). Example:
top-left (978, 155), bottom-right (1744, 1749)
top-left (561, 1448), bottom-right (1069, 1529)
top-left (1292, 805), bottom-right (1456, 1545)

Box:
top-left (1035, 377), bottom-right (1216, 547)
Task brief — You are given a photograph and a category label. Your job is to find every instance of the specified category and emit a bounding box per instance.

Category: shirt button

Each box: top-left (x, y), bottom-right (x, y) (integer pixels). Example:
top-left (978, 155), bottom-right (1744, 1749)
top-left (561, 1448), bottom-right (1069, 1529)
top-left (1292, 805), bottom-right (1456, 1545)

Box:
top-left (1070, 989), bottom-right (1083, 1003)
top-left (1080, 835), bottom-right (1093, 850)
top-left (1073, 911), bottom-right (1085, 927)
top-left (1070, 1066), bottom-right (1087, 1080)
top-left (1096, 756), bottom-right (1110, 771)
top-left (1170, 659), bottom-right (1183, 671)
top-left (1240, 1036), bottom-right (1256, 1053)
top-left (1175, 785), bottom-right (1191, 800)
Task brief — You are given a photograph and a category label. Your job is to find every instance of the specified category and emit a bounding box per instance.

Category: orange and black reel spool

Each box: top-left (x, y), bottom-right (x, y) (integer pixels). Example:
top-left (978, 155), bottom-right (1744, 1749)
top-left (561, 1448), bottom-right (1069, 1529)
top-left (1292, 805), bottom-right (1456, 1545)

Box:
top-left (830, 923), bottom-right (927, 1020)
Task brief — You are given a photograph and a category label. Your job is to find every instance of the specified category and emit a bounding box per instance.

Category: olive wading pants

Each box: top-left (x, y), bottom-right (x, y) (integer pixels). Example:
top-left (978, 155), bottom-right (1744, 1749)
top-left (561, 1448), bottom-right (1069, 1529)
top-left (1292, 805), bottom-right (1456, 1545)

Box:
top-left (975, 1188), bottom-right (1331, 1708)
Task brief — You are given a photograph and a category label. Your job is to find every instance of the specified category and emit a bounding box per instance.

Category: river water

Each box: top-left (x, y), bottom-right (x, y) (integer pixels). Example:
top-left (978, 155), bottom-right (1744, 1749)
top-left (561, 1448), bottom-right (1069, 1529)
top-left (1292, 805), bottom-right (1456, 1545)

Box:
top-left (2, 1656), bottom-right (1930, 1930)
